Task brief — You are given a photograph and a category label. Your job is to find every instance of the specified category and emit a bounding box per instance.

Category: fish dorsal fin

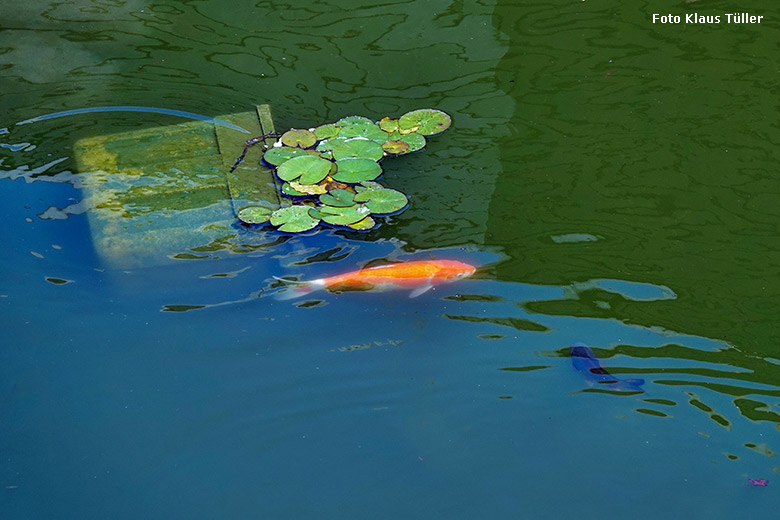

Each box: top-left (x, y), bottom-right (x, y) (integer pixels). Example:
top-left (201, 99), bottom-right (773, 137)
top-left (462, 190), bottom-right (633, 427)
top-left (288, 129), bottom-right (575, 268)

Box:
top-left (409, 284), bottom-right (434, 298)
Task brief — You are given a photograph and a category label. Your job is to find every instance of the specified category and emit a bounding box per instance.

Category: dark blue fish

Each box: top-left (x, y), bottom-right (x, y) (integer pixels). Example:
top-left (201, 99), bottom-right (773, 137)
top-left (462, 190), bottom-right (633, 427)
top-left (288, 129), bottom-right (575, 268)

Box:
top-left (570, 343), bottom-right (644, 393)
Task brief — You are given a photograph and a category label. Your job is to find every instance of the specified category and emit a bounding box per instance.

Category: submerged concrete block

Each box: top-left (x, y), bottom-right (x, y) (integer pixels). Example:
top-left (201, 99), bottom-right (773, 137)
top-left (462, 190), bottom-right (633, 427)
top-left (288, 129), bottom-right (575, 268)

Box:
top-left (75, 105), bottom-right (278, 267)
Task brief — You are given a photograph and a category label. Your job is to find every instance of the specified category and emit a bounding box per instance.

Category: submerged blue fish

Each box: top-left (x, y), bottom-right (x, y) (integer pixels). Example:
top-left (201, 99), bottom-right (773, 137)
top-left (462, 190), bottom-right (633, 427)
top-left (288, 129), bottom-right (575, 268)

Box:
top-left (570, 343), bottom-right (644, 393)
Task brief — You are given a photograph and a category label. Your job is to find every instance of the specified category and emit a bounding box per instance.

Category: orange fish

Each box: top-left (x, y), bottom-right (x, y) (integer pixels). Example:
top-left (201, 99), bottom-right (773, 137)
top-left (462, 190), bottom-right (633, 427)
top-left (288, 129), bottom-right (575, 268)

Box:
top-left (275, 260), bottom-right (476, 299)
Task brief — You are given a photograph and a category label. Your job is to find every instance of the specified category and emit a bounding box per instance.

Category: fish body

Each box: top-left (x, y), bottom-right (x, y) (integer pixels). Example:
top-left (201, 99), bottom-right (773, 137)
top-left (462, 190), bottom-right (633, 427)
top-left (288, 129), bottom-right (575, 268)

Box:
top-left (747, 478), bottom-right (768, 487)
top-left (570, 343), bottom-right (644, 393)
top-left (276, 260), bottom-right (476, 300)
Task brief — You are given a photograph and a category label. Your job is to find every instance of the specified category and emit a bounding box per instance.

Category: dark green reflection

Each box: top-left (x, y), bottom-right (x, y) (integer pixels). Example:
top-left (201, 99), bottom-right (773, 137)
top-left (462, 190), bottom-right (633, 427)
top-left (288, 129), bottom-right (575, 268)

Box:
top-left (487, 2), bottom-right (780, 355)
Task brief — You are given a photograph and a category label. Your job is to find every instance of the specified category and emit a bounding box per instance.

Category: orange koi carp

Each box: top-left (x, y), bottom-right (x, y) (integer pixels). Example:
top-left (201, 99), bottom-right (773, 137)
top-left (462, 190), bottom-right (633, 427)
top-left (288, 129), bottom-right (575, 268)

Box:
top-left (275, 260), bottom-right (476, 300)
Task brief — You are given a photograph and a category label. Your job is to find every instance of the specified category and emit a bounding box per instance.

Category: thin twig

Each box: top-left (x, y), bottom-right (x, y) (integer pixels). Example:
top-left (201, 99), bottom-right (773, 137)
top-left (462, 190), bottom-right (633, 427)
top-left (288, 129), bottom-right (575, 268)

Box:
top-left (230, 132), bottom-right (278, 172)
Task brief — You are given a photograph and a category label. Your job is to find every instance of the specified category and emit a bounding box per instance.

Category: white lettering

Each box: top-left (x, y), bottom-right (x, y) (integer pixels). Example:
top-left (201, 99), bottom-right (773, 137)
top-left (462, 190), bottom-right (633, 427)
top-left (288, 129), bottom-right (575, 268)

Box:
top-left (652, 14), bottom-right (681, 24)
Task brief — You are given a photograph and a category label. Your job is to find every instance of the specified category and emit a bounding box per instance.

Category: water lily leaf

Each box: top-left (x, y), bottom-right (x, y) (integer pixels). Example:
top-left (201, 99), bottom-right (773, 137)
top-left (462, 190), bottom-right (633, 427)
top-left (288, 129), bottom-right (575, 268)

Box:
top-left (353, 188), bottom-right (408, 214)
top-left (237, 206), bottom-right (273, 224)
top-left (382, 140), bottom-right (409, 155)
top-left (281, 182), bottom-right (309, 197)
top-left (263, 147), bottom-right (310, 166)
top-left (338, 123), bottom-right (387, 142)
top-left (388, 131), bottom-right (426, 153)
top-left (318, 138), bottom-right (384, 161)
top-left (281, 129), bottom-right (317, 148)
top-left (399, 109), bottom-right (452, 136)
top-left (318, 204), bottom-right (372, 226)
top-left (314, 124), bottom-right (339, 140)
top-left (355, 181), bottom-right (384, 192)
top-left (348, 215), bottom-right (376, 231)
top-left (270, 205), bottom-right (320, 232)
top-left (337, 115), bottom-right (373, 127)
top-left (315, 139), bottom-right (337, 152)
top-left (277, 155), bottom-right (332, 183)
top-left (333, 158), bottom-right (382, 183)
top-left (289, 181), bottom-right (328, 195)
top-left (319, 189), bottom-right (355, 207)
top-left (378, 117), bottom-right (398, 133)
top-left (323, 178), bottom-right (349, 191)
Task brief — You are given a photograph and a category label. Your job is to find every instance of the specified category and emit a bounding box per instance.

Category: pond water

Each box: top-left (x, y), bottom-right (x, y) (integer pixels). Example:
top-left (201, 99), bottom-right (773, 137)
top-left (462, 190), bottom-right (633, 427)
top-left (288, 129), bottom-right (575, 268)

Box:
top-left (2, 1), bottom-right (780, 518)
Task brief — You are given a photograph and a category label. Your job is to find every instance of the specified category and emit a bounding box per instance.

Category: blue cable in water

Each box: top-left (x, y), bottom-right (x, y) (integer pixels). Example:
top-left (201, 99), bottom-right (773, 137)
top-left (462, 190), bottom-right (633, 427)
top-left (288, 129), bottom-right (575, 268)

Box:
top-left (15, 106), bottom-right (250, 133)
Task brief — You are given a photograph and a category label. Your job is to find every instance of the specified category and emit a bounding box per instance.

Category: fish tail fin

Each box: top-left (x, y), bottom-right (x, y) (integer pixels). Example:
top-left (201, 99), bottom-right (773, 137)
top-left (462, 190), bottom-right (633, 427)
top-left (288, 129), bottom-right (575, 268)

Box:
top-left (273, 277), bottom-right (326, 300)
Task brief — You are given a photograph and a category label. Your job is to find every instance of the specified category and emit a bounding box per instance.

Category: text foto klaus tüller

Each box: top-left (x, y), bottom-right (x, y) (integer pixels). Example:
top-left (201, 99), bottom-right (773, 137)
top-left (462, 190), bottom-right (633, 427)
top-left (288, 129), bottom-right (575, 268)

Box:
top-left (652, 13), bottom-right (764, 24)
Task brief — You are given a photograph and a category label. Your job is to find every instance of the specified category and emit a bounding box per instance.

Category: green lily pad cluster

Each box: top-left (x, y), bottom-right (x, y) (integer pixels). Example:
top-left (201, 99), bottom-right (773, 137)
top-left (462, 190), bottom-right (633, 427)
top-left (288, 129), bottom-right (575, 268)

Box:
top-left (237, 108), bottom-right (451, 233)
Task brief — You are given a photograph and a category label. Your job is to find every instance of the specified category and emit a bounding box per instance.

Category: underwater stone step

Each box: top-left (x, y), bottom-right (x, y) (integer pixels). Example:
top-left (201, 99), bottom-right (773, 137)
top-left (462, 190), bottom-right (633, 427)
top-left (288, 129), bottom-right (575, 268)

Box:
top-left (75, 104), bottom-right (278, 268)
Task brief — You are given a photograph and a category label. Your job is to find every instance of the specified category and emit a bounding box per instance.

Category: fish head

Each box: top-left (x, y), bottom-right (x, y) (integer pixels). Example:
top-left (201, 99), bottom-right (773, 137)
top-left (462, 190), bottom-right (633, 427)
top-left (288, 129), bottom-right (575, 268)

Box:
top-left (570, 343), bottom-right (594, 358)
top-left (431, 260), bottom-right (476, 281)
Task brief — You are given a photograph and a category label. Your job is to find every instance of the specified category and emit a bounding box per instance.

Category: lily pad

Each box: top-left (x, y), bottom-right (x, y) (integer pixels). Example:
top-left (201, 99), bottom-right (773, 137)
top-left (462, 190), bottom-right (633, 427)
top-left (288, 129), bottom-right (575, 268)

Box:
top-left (323, 178), bottom-right (349, 191)
top-left (263, 147), bottom-right (310, 166)
top-left (317, 204), bottom-right (372, 226)
top-left (337, 115), bottom-right (373, 127)
top-left (318, 138), bottom-right (384, 161)
top-left (388, 131), bottom-right (426, 153)
top-left (281, 129), bottom-right (317, 148)
top-left (348, 215), bottom-right (376, 231)
top-left (398, 109), bottom-right (452, 136)
top-left (270, 205), bottom-right (320, 232)
top-left (237, 206), bottom-right (273, 224)
top-left (355, 181), bottom-right (384, 192)
top-left (338, 123), bottom-right (387, 142)
top-left (378, 117), bottom-right (398, 133)
top-left (333, 158), bottom-right (382, 183)
top-left (382, 140), bottom-right (409, 155)
top-left (314, 124), bottom-right (339, 140)
top-left (277, 155), bottom-right (333, 184)
top-left (281, 182), bottom-right (309, 197)
top-left (353, 188), bottom-right (408, 214)
top-left (289, 181), bottom-right (328, 195)
top-left (319, 189), bottom-right (355, 207)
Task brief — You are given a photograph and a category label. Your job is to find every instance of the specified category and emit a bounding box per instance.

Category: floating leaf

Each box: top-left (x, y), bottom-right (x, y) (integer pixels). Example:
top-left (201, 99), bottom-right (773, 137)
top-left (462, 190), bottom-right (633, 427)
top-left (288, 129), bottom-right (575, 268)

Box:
top-left (281, 129), bottom-right (317, 148)
top-left (348, 215), bottom-right (376, 231)
top-left (378, 117), bottom-right (398, 133)
top-left (245, 111), bottom-right (450, 233)
top-left (337, 115), bottom-right (373, 127)
top-left (263, 147), bottom-right (310, 166)
top-left (316, 140), bottom-right (337, 152)
top-left (399, 109), bottom-right (452, 136)
top-left (318, 204), bottom-right (371, 226)
top-left (355, 181), bottom-right (384, 192)
top-left (323, 179), bottom-right (349, 191)
top-left (333, 158), bottom-right (382, 183)
top-left (237, 206), bottom-right (273, 224)
top-left (277, 155), bottom-right (332, 183)
top-left (270, 205), bottom-right (320, 232)
top-left (281, 183), bottom-right (305, 197)
top-left (388, 131), bottom-right (426, 153)
top-left (382, 140), bottom-right (409, 155)
top-left (314, 124), bottom-right (339, 140)
top-left (289, 181), bottom-right (328, 195)
top-left (319, 189), bottom-right (355, 207)
top-left (353, 188), bottom-right (408, 214)
top-left (339, 123), bottom-right (387, 142)
top-left (318, 138), bottom-right (384, 161)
